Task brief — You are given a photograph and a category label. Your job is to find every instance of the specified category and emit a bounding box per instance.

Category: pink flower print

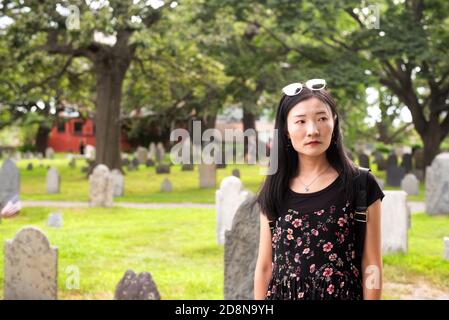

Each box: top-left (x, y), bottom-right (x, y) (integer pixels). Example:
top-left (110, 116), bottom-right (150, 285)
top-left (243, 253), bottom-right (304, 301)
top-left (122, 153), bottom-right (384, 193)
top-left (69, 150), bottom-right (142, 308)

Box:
top-left (352, 250), bottom-right (356, 259)
top-left (327, 284), bottom-right (335, 295)
top-left (340, 281), bottom-right (345, 288)
top-left (353, 266), bottom-right (360, 277)
top-left (311, 229), bottom-right (319, 236)
top-left (338, 234), bottom-right (345, 244)
top-left (309, 264), bottom-right (316, 273)
top-left (294, 253), bottom-right (300, 263)
top-left (287, 234), bottom-right (294, 240)
top-left (329, 253), bottom-right (337, 261)
top-left (303, 248), bottom-right (310, 254)
top-left (285, 214), bottom-right (292, 222)
top-left (338, 217), bottom-right (346, 227)
top-left (323, 242), bottom-right (333, 252)
top-left (287, 228), bottom-right (293, 234)
top-left (314, 209), bottom-right (324, 216)
top-left (330, 205), bottom-right (336, 213)
top-left (298, 292), bottom-right (304, 299)
top-left (296, 238), bottom-right (302, 247)
top-left (292, 218), bottom-right (302, 228)
top-left (323, 267), bottom-right (333, 277)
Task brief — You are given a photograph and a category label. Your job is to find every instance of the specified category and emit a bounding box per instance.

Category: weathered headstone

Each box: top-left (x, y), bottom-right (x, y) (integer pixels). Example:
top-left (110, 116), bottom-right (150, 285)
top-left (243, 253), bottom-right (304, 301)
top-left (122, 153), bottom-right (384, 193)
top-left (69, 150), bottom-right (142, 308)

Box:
top-left (45, 147), bottom-right (54, 159)
top-left (26, 163), bottom-right (33, 171)
top-left (387, 153), bottom-right (398, 168)
top-left (156, 142), bottom-right (165, 162)
top-left (160, 178), bottom-right (173, 192)
top-left (131, 157), bottom-right (140, 169)
top-left (0, 159), bottom-right (20, 211)
top-left (111, 169), bottom-right (124, 197)
top-left (148, 142), bottom-right (156, 161)
top-left (114, 270), bottom-right (160, 300)
top-left (47, 212), bottom-right (63, 228)
top-left (46, 167), bottom-right (60, 194)
top-left (216, 176), bottom-right (251, 245)
top-left (224, 196), bottom-right (260, 299)
top-left (401, 153), bottom-right (413, 173)
top-left (425, 152), bottom-right (449, 215)
top-left (4, 227), bottom-right (58, 300)
top-left (136, 147), bottom-right (148, 165)
top-left (381, 191), bottom-right (408, 253)
top-left (386, 165), bottom-right (406, 187)
top-left (156, 163), bottom-right (170, 174)
top-left (146, 159), bottom-right (155, 167)
top-left (444, 237), bottom-right (449, 261)
top-left (89, 164), bottom-right (114, 207)
top-left (401, 173), bottom-right (419, 195)
top-left (374, 152), bottom-right (387, 171)
top-left (231, 169), bottom-right (240, 178)
top-left (358, 153), bottom-right (370, 169)
top-left (199, 163), bottom-right (216, 188)
top-left (122, 157), bottom-right (130, 166)
top-left (181, 164), bottom-right (194, 171)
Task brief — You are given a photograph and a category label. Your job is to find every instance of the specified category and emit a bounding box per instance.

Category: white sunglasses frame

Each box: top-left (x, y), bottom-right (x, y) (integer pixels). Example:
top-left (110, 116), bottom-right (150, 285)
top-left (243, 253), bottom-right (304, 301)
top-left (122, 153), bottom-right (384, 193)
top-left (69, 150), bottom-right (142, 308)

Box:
top-left (282, 79), bottom-right (327, 96)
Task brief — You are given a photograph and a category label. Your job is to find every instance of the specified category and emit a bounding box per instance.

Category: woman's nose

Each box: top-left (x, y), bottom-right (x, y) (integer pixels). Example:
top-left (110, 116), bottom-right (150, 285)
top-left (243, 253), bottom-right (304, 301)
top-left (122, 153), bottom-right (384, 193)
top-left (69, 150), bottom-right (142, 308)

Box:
top-left (306, 122), bottom-right (319, 136)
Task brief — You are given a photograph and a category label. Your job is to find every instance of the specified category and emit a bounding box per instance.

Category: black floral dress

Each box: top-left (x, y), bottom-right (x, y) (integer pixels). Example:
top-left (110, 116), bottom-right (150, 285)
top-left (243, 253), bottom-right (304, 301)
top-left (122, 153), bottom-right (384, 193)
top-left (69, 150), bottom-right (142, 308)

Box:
top-left (265, 172), bottom-right (384, 300)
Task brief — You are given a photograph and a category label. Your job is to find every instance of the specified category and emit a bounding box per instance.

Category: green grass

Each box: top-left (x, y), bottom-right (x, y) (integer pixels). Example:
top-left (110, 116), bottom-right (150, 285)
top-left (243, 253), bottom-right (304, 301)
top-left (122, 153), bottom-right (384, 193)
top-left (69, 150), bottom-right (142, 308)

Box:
top-left (7, 155), bottom-right (265, 203)
top-left (0, 207), bottom-right (448, 299)
top-left (0, 206), bottom-right (223, 300)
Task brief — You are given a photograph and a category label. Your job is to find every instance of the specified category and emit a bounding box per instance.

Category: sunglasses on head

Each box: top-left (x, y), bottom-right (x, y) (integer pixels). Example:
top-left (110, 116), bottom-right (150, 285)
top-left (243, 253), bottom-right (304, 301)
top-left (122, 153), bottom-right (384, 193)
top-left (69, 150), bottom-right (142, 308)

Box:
top-left (282, 79), bottom-right (326, 96)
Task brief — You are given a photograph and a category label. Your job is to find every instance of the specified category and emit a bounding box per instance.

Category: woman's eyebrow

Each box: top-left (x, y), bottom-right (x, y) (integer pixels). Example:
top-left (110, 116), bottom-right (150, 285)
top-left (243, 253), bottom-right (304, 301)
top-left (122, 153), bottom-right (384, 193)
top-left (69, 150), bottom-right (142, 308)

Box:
top-left (293, 111), bottom-right (328, 118)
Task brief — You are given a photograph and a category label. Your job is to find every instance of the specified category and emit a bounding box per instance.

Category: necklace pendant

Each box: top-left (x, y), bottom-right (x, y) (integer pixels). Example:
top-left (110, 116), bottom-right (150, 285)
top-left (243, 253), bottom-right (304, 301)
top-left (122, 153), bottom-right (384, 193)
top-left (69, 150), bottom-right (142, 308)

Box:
top-left (305, 187), bottom-right (309, 192)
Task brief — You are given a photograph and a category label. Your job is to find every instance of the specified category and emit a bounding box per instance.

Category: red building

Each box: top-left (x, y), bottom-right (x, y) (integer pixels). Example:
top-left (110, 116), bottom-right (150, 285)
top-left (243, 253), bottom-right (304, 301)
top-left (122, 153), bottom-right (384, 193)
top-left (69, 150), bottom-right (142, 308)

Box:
top-left (47, 117), bottom-right (131, 153)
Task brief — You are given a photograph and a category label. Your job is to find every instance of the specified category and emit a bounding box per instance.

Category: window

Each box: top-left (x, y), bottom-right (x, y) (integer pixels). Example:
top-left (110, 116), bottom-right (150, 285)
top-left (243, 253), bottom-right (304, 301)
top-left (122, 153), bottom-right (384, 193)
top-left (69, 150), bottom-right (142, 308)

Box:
top-left (74, 122), bottom-right (83, 134)
top-left (57, 122), bottom-right (65, 133)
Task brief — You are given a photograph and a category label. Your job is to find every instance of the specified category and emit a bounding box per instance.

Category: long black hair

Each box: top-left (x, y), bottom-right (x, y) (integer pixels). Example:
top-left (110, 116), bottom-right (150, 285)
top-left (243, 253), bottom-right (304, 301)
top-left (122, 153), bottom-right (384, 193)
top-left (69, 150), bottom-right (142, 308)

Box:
top-left (257, 87), bottom-right (358, 221)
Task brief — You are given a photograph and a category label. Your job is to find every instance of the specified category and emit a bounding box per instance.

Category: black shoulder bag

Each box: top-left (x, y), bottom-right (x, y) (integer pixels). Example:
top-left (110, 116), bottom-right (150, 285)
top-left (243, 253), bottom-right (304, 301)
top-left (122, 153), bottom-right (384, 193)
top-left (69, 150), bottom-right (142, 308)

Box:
top-left (353, 166), bottom-right (370, 259)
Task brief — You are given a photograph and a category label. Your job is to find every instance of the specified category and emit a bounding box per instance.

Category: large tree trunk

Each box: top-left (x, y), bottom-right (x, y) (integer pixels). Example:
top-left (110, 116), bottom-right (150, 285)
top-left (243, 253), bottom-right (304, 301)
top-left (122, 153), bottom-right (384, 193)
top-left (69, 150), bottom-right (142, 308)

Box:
top-left (243, 109), bottom-right (257, 157)
top-left (35, 123), bottom-right (51, 155)
top-left (92, 52), bottom-right (131, 172)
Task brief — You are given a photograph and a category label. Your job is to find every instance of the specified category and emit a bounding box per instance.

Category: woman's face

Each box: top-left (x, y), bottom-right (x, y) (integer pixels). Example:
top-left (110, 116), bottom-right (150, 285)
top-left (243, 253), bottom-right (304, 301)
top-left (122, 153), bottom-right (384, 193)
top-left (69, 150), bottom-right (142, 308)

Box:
top-left (286, 97), bottom-right (337, 157)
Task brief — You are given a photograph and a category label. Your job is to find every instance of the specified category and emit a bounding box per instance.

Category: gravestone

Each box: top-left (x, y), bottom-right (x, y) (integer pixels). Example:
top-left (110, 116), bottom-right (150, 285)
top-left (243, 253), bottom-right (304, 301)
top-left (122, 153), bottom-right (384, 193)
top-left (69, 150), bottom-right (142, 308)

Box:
top-left (199, 163), bottom-right (216, 188)
top-left (84, 145), bottom-right (95, 160)
top-left (386, 165), bottom-right (406, 187)
top-left (358, 153), bottom-right (370, 169)
top-left (156, 142), bottom-right (165, 162)
top-left (47, 212), bottom-right (63, 228)
top-left (381, 191), bottom-right (408, 253)
top-left (387, 153), bottom-right (398, 168)
top-left (216, 176), bottom-right (251, 245)
top-left (425, 152), bottom-right (449, 215)
top-left (156, 163), bottom-right (170, 174)
top-left (122, 158), bottom-right (130, 166)
top-left (224, 196), bottom-right (260, 300)
top-left (374, 152), bottom-right (387, 171)
top-left (401, 153), bottom-right (413, 173)
top-left (4, 227), bottom-right (58, 300)
top-left (181, 164), bottom-right (194, 171)
top-left (115, 270), bottom-right (160, 300)
top-left (146, 159), bottom-right (155, 167)
top-left (148, 142), bottom-right (156, 161)
top-left (46, 167), bottom-right (60, 194)
top-left (45, 147), bottom-right (54, 159)
top-left (131, 157), bottom-right (140, 169)
top-left (231, 169), bottom-right (240, 178)
top-left (136, 147), bottom-right (148, 165)
top-left (26, 163), bottom-right (33, 171)
top-left (0, 159), bottom-right (20, 211)
top-left (89, 164), bottom-right (114, 207)
top-left (160, 178), bottom-right (173, 192)
top-left (111, 169), bottom-right (124, 197)
top-left (401, 173), bottom-right (419, 195)
top-left (444, 237), bottom-right (449, 261)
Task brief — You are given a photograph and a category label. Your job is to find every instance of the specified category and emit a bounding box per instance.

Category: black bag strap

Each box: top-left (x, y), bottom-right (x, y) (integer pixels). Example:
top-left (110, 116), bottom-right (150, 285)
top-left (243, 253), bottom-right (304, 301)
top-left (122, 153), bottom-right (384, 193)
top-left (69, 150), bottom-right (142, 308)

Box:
top-left (353, 166), bottom-right (370, 259)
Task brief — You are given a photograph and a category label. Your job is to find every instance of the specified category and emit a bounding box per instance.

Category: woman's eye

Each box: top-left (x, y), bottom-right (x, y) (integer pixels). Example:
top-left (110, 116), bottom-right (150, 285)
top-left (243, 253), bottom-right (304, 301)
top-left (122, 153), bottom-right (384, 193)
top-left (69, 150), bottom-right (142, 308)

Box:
top-left (319, 117), bottom-right (327, 121)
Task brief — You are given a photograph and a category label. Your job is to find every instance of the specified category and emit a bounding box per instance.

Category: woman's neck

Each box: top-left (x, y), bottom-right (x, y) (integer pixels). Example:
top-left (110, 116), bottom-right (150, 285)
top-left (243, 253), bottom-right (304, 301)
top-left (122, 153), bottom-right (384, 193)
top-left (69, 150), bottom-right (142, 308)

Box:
top-left (297, 154), bottom-right (331, 178)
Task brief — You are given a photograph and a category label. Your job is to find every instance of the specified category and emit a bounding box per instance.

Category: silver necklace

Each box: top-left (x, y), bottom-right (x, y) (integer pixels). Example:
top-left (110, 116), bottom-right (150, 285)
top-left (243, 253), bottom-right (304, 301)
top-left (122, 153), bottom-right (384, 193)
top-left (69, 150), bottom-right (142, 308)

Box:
top-left (297, 165), bottom-right (331, 192)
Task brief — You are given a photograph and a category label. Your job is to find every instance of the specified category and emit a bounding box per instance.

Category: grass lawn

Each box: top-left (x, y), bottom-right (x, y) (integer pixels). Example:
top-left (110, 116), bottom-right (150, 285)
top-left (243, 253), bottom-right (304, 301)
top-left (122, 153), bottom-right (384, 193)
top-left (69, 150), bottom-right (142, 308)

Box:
top-left (0, 207), bottom-right (448, 300)
top-left (2, 154), bottom-right (425, 203)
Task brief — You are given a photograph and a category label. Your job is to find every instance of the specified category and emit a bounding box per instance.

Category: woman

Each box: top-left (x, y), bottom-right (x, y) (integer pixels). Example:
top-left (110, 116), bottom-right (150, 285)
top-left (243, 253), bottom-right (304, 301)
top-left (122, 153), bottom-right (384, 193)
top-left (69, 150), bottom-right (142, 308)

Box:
top-left (254, 79), bottom-right (384, 300)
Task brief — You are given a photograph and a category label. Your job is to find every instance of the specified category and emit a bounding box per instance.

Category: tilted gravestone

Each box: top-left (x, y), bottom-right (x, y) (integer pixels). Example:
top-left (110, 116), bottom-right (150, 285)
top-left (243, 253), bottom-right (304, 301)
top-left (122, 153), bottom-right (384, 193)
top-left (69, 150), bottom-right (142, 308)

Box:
top-left (114, 270), bottom-right (160, 300)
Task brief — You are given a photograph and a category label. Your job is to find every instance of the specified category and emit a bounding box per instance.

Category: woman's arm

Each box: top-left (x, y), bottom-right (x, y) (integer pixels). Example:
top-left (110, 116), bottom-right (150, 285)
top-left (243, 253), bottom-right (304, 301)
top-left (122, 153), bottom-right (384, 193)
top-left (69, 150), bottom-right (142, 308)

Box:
top-left (362, 199), bottom-right (383, 300)
top-left (254, 212), bottom-right (273, 300)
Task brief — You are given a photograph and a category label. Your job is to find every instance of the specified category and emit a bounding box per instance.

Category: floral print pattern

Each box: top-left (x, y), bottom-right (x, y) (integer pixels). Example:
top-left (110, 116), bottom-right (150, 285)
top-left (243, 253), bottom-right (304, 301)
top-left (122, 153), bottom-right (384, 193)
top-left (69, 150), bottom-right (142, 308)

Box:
top-left (266, 200), bottom-right (363, 300)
